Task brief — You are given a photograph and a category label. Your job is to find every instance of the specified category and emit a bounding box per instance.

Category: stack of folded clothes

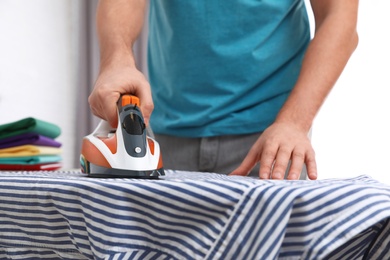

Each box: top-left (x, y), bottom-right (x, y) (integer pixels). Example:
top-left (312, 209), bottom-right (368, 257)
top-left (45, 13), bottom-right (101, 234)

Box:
top-left (0, 117), bottom-right (62, 171)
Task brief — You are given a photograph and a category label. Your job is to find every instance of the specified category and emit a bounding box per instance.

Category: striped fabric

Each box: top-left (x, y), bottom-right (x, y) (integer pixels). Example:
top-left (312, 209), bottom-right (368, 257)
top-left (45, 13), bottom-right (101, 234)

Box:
top-left (0, 170), bottom-right (389, 260)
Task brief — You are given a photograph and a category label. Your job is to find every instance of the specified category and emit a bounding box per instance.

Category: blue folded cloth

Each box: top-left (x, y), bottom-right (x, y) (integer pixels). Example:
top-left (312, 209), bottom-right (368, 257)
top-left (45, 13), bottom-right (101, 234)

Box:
top-left (0, 155), bottom-right (62, 165)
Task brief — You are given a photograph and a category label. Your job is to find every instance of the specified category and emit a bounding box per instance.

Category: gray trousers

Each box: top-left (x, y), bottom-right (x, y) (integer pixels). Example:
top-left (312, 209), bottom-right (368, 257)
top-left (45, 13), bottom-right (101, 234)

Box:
top-left (155, 133), bottom-right (308, 179)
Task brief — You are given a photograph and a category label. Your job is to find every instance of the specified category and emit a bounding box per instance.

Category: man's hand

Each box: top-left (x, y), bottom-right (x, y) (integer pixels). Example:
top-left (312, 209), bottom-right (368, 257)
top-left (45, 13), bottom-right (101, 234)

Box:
top-left (230, 122), bottom-right (317, 180)
top-left (231, 0), bottom-right (358, 180)
top-left (88, 63), bottom-right (153, 128)
top-left (90, 0), bottom-right (150, 128)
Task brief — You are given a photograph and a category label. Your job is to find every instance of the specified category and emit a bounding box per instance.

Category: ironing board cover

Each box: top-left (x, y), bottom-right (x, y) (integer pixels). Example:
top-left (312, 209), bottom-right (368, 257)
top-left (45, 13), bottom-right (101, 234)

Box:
top-left (0, 170), bottom-right (389, 260)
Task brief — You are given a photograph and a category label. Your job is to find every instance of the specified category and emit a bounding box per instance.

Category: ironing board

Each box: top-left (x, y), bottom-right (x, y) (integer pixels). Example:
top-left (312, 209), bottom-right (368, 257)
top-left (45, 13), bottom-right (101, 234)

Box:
top-left (0, 170), bottom-right (390, 260)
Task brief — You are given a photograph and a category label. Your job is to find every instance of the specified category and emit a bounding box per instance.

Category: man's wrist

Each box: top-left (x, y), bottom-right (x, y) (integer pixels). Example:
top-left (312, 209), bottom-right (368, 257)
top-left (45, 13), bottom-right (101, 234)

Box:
top-left (99, 48), bottom-right (136, 70)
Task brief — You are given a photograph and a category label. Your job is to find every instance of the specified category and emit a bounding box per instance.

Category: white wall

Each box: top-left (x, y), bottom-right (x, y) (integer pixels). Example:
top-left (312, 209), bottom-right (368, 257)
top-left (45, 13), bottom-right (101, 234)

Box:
top-left (0, 0), bottom-right (78, 169)
top-left (1, 1), bottom-right (389, 184)
top-left (310, 1), bottom-right (390, 184)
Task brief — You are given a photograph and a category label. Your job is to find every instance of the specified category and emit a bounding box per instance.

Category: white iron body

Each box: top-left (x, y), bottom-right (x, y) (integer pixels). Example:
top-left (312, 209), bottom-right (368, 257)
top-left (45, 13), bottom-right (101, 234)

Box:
top-left (80, 95), bottom-right (164, 178)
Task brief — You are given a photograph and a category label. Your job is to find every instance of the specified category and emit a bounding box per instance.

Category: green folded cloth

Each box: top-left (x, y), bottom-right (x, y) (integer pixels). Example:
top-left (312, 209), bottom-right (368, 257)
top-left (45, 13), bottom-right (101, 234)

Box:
top-left (0, 155), bottom-right (62, 165)
top-left (0, 117), bottom-right (61, 139)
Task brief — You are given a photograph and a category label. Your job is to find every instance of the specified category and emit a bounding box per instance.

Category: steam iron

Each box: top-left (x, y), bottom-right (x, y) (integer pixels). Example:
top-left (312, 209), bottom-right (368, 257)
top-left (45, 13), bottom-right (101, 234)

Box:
top-left (80, 95), bottom-right (164, 178)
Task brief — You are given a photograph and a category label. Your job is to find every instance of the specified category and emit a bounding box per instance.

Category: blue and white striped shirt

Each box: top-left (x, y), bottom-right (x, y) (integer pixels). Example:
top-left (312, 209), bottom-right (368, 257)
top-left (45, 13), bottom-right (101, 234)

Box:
top-left (0, 170), bottom-right (389, 259)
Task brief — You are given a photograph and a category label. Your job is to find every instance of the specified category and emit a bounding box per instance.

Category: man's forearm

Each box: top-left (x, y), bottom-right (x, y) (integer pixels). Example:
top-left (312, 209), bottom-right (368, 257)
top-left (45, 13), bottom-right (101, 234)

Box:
top-left (275, 0), bottom-right (359, 132)
top-left (96, 0), bottom-right (147, 69)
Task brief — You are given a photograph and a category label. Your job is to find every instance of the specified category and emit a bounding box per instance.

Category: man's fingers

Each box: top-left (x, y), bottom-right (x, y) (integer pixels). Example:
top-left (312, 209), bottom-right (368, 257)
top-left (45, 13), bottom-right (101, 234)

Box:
top-left (105, 105), bottom-right (119, 128)
top-left (286, 149), bottom-right (305, 180)
top-left (230, 149), bottom-right (259, 176)
top-left (259, 148), bottom-right (278, 179)
top-left (305, 150), bottom-right (317, 180)
top-left (102, 93), bottom-right (121, 128)
top-left (271, 147), bottom-right (292, 180)
top-left (138, 90), bottom-right (154, 126)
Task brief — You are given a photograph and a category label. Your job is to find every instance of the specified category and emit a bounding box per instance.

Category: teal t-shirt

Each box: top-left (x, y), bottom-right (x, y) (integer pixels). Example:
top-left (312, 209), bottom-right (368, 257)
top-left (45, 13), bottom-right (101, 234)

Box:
top-left (148, 0), bottom-right (311, 137)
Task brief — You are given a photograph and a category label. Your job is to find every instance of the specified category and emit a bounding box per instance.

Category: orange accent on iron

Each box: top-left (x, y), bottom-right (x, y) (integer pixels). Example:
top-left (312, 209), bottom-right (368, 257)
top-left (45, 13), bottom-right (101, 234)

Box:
top-left (157, 153), bottom-right (164, 169)
top-left (147, 138), bottom-right (155, 155)
top-left (122, 95), bottom-right (140, 107)
top-left (99, 134), bottom-right (117, 154)
top-left (81, 139), bottom-right (111, 168)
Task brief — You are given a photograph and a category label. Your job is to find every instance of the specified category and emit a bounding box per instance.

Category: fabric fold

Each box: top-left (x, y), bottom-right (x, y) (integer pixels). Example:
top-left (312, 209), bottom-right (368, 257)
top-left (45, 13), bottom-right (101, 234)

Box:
top-left (0, 133), bottom-right (62, 149)
top-left (0, 163), bottom-right (62, 171)
top-left (0, 145), bottom-right (62, 157)
top-left (0, 117), bottom-right (61, 140)
top-left (0, 155), bottom-right (62, 164)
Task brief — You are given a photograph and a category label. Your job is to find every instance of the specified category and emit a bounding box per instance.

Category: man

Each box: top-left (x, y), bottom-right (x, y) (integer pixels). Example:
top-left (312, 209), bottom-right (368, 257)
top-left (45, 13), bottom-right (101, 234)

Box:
top-left (88, 0), bottom-right (359, 180)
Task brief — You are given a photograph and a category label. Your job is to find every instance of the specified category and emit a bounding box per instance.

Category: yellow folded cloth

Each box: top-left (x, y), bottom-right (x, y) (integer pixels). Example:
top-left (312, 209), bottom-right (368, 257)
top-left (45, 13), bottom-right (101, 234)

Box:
top-left (0, 145), bottom-right (62, 157)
